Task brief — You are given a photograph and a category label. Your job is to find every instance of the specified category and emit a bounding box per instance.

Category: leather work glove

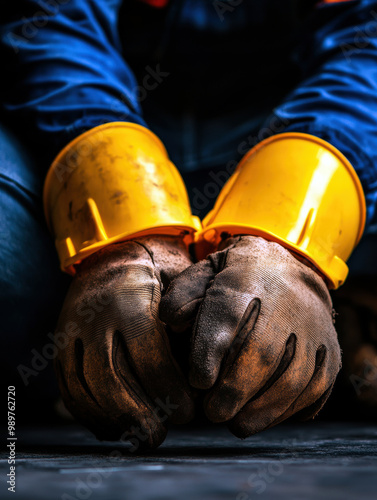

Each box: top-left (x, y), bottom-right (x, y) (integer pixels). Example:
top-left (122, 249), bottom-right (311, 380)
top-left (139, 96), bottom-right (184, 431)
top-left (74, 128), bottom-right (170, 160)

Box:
top-left (160, 236), bottom-right (341, 437)
top-left (54, 236), bottom-right (195, 450)
top-left (332, 277), bottom-right (377, 417)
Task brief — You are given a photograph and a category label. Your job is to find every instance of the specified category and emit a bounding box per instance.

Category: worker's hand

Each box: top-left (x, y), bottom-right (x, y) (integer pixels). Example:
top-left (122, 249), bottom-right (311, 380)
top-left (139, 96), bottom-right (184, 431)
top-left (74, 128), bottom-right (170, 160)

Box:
top-left (54, 236), bottom-right (194, 450)
top-left (160, 236), bottom-right (341, 437)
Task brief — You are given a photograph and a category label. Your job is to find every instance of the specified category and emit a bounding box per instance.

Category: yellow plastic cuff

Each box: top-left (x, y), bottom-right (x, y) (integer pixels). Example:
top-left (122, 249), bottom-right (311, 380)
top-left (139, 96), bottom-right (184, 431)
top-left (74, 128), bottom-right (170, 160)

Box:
top-left (44, 122), bottom-right (201, 274)
top-left (197, 132), bottom-right (366, 289)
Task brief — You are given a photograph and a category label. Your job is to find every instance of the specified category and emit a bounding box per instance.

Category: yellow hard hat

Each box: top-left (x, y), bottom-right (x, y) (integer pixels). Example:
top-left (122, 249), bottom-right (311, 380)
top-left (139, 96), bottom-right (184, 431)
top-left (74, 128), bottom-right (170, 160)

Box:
top-left (44, 122), bottom-right (201, 274)
top-left (198, 132), bottom-right (366, 289)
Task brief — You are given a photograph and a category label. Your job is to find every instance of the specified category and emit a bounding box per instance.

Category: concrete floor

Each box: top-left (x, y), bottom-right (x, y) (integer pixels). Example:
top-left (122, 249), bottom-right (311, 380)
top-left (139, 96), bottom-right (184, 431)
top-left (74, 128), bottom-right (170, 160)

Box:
top-left (1, 422), bottom-right (377, 500)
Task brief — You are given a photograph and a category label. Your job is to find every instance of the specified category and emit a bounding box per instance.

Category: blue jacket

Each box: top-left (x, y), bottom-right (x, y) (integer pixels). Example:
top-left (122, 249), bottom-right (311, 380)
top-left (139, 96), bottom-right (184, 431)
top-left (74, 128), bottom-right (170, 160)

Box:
top-left (2, 0), bottom-right (377, 227)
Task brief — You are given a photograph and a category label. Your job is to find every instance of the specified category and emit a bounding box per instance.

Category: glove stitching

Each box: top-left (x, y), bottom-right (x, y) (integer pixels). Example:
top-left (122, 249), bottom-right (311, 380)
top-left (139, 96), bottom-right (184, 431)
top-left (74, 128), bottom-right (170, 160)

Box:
top-left (212, 298), bottom-right (262, 389)
top-left (245, 333), bottom-right (297, 405)
top-left (74, 338), bottom-right (103, 409)
top-left (269, 345), bottom-right (328, 427)
top-left (293, 382), bottom-right (335, 422)
top-left (112, 331), bottom-right (156, 414)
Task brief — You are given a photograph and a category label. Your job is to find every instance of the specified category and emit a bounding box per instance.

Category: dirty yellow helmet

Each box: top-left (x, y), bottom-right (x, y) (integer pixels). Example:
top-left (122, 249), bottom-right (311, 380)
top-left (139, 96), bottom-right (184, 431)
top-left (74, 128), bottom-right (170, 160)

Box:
top-left (44, 122), bottom-right (201, 274)
top-left (198, 133), bottom-right (366, 289)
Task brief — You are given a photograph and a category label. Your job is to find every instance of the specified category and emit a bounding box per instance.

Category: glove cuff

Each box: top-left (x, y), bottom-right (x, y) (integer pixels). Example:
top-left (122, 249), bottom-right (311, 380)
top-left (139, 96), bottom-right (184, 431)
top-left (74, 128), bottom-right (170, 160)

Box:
top-left (43, 122), bottom-right (201, 274)
top-left (197, 132), bottom-right (366, 289)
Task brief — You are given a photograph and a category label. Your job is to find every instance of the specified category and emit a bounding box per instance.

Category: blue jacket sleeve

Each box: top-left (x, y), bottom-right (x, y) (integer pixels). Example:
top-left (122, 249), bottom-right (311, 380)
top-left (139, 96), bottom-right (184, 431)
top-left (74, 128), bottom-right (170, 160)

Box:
top-left (263, 0), bottom-right (377, 229)
top-left (0, 0), bottom-right (147, 163)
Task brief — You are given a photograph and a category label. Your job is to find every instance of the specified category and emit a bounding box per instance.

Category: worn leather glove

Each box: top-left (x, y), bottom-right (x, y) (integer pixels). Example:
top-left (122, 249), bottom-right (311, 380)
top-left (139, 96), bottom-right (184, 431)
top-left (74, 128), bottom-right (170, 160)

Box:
top-left (160, 236), bottom-right (341, 437)
top-left (54, 236), bottom-right (194, 449)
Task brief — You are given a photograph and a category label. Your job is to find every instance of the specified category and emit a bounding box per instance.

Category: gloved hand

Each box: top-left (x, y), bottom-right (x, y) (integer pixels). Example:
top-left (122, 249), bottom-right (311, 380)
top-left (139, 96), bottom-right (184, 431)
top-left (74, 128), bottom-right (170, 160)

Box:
top-left (160, 236), bottom-right (341, 437)
top-left (54, 236), bottom-right (195, 449)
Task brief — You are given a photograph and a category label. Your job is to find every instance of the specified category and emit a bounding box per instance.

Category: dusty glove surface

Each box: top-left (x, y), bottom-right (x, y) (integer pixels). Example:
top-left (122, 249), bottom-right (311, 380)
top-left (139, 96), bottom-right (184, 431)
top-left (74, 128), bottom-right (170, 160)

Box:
top-left (54, 236), bottom-right (194, 450)
top-left (160, 236), bottom-right (341, 437)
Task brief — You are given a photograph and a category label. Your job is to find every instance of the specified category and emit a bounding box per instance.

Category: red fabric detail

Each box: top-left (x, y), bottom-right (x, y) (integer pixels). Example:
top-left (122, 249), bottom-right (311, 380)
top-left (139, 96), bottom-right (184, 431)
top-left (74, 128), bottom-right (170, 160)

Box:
top-left (319, 0), bottom-right (353, 3)
top-left (138, 0), bottom-right (170, 8)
